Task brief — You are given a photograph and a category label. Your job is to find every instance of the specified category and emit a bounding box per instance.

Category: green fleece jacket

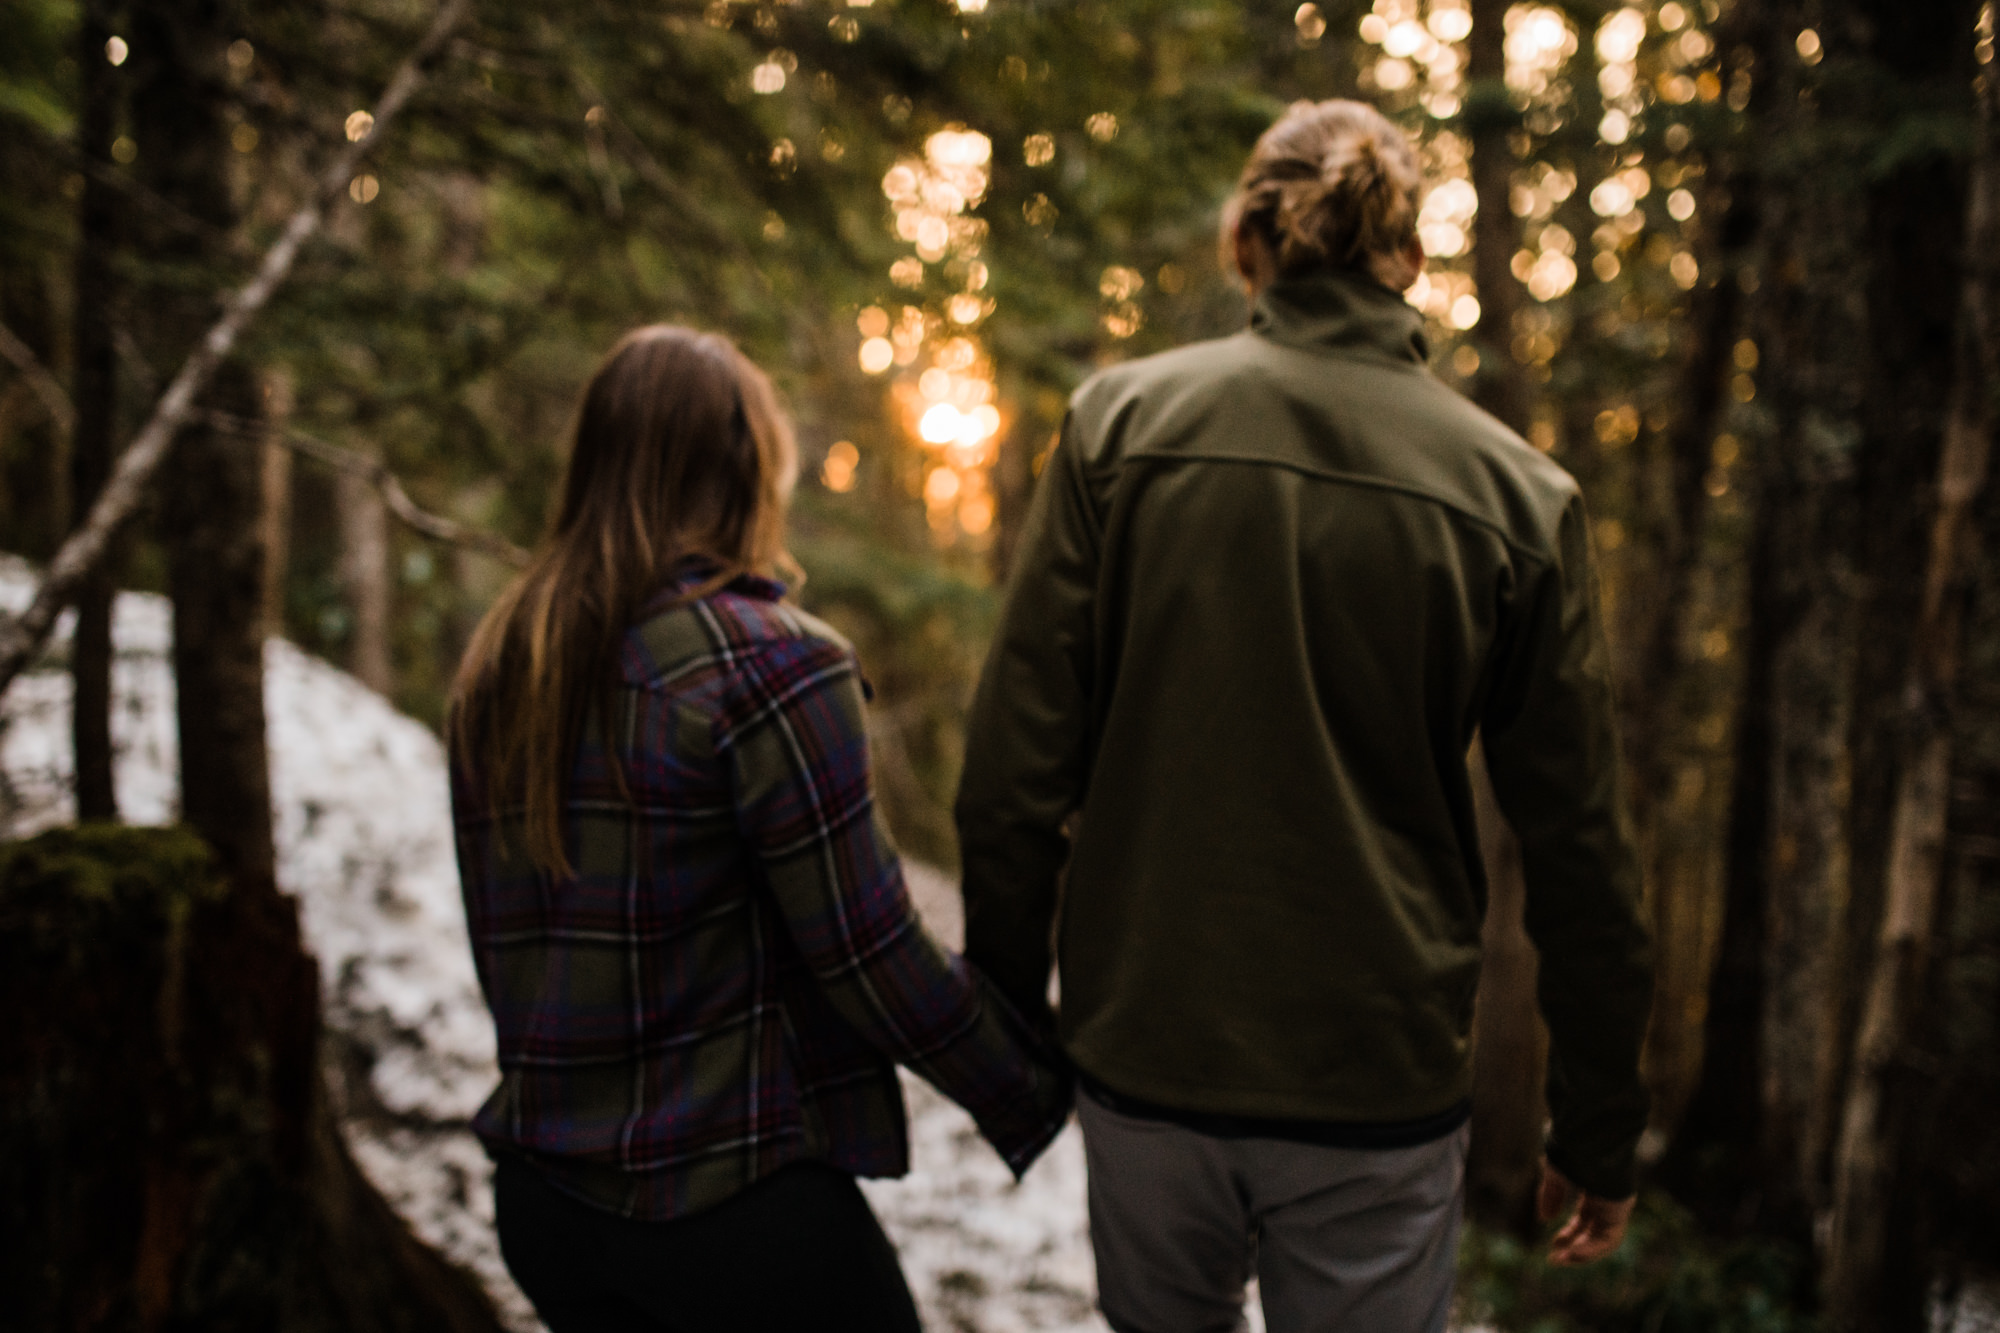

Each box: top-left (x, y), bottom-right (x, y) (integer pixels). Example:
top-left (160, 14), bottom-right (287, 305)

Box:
top-left (955, 268), bottom-right (1654, 1198)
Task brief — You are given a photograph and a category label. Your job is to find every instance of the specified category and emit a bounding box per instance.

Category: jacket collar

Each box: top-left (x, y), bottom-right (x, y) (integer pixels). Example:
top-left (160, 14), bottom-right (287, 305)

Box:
top-left (1249, 267), bottom-right (1431, 367)
top-left (651, 557), bottom-right (787, 609)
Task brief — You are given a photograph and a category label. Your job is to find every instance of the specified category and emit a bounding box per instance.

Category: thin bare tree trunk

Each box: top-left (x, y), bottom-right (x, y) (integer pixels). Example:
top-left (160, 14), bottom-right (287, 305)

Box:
top-left (69, 0), bottom-right (122, 822)
top-left (1464, 0), bottom-right (1529, 436)
top-left (0, 0), bottom-right (470, 698)
top-left (337, 466), bottom-right (394, 695)
top-left (261, 375), bottom-right (295, 638)
top-left (1828, 37), bottom-right (1997, 1320)
top-left (1662, 440), bottom-right (1779, 1224)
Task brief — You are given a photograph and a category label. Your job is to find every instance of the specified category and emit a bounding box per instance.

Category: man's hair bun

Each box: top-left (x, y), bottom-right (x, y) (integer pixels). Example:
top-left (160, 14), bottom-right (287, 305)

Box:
top-left (1225, 100), bottom-right (1423, 279)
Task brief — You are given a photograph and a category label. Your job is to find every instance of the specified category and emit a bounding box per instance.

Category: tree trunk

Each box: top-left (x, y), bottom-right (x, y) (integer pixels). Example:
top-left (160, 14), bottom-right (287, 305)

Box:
top-left (70, 0), bottom-right (122, 823)
top-left (1463, 0), bottom-right (1529, 437)
top-left (1620, 3), bottom-right (1763, 817)
top-left (1827, 19), bottom-right (1996, 1320)
top-left (1660, 437), bottom-right (1778, 1227)
top-left (336, 466), bottom-right (393, 695)
top-left (261, 374), bottom-right (295, 639)
top-left (0, 825), bottom-right (506, 1333)
top-left (1660, 198), bottom-right (1860, 1230)
top-left (1740, 12), bottom-right (1872, 1227)
top-left (1821, 3), bottom-right (1979, 1188)
top-left (1621, 7), bottom-right (1770, 1145)
top-left (1655, 0), bottom-right (1842, 1232)
top-left (129, 0), bottom-right (276, 888)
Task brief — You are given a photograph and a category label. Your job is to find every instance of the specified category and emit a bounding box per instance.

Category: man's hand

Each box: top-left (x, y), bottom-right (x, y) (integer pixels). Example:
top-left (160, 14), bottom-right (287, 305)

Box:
top-left (1535, 1157), bottom-right (1635, 1266)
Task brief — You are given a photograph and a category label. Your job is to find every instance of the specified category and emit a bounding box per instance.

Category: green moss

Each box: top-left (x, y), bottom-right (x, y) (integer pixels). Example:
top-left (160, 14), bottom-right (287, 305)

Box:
top-left (0, 824), bottom-right (223, 959)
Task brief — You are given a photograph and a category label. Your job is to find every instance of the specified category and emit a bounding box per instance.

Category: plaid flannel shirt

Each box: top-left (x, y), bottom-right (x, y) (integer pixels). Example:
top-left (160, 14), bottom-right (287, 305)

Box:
top-left (451, 570), bottom-right (1069, 1220)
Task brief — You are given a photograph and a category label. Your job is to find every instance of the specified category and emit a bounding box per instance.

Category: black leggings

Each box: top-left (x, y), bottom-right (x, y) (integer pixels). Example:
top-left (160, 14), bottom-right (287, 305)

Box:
top-left (494, 1156), bottom-right (923, 1333)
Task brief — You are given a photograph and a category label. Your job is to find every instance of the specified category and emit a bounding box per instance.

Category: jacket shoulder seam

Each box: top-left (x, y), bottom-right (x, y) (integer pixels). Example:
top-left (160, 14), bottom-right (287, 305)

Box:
top-left (1118, 449), bottom-right (1560, 565)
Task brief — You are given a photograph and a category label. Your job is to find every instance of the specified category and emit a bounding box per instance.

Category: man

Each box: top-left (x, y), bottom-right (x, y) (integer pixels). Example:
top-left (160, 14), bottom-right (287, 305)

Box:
top-left (955, 99), bottom-right (1653, 1333)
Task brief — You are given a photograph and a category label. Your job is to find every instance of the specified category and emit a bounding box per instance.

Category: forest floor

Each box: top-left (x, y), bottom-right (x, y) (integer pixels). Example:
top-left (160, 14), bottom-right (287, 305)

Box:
top-left (5, 557), bottom-right (1997, 1333)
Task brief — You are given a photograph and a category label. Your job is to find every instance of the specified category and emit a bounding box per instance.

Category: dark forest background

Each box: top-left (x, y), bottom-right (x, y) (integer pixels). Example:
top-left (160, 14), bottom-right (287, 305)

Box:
top-left (0, 0), bottom-right (1996, 1329)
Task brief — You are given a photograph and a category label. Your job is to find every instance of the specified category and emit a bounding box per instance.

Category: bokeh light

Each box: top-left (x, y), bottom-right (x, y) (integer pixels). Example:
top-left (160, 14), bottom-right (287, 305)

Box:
top-left (822, 441), bottom-right (860, 492)
top-left (871, 126), bottom-right (1010, 542)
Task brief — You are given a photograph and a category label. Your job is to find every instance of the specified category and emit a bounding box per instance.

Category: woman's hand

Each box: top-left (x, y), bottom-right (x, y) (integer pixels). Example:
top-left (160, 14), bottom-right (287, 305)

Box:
top-left (1535, 1157), bottom-right (1635, 1266)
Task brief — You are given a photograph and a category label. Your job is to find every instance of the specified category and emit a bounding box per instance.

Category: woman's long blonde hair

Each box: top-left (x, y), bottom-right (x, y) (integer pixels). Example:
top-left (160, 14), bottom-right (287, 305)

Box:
top-left (449, 326), bottom-right (797, 875)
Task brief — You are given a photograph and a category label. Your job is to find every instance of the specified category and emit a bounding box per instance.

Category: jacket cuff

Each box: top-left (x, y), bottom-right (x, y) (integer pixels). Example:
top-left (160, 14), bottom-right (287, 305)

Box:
top-left (980, 1050), bottom-right (1074, 1176)
top-left (967, 968), bottom-right (1075, 1175)
top-left (1544, 1135), bottom-right (1637, 1201)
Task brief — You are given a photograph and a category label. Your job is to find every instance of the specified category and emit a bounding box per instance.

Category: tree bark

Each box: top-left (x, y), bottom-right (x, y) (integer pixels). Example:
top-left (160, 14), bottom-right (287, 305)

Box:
top-left (262, 424), bottom-right (294, 639)
top-left (1828, 20), bottom-right (1996, 1321)
top-left (0, 825), bottom-right (506, 1333)
top-left (1654, 0), bottom-right (1833, 1229)
top-left (1660, 198), bottom-right (1859, 1231)
top-left (70, 0), bottom-right (123, 823)
top-left (1463, 0), bottom-right (1529, 436)
top-left (1741, 14), bottom-right (1871, 1227)
top-left (1822, 3), bottom-right (1979, 1181)
top-left (128, 0), bottom-right (277, 889)
top-left (336, 467), bottom-right (394, 695)
top-left (1660, 431), bottom-right (1778, 1226)
top-left (1620, 9), bottom-right (1771, 1147)
top-left (1621, 4), bottom-right (1763, 816)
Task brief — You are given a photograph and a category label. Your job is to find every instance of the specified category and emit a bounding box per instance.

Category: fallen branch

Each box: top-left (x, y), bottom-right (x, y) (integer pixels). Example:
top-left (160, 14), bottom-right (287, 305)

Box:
top-left (0, 0), bottom-right (472, 696)
top-left (0, 320), bottom-right (75, 437)
top-left (205, 411), bottom-right (529, 567)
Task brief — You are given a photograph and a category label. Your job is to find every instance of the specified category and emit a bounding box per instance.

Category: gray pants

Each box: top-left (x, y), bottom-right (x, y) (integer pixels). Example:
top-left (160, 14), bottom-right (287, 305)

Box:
top-left (1078, 1086), bottom-right (1468, 1333)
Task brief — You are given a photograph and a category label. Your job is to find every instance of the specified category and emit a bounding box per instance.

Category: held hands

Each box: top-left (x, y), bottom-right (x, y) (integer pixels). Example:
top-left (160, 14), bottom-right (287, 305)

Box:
top-left (1535, 1157), bottom-right (1635, 1266)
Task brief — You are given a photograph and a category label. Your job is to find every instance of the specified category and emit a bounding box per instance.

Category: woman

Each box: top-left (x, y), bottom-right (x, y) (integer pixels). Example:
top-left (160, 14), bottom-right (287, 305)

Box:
top-left (955, 101), bottom-right (1652, 1331)
top-left (448, 326), bottom-right (1070, 1332)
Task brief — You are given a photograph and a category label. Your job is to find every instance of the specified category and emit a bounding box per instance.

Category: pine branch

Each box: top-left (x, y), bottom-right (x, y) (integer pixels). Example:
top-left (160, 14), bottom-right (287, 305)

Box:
top-left (0, 0), bottom-right (473, 695)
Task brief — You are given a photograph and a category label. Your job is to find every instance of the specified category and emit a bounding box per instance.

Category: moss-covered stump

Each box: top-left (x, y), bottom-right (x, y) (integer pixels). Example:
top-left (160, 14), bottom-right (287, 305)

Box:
top-left (0, 825), bottom-right (503, 1333)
